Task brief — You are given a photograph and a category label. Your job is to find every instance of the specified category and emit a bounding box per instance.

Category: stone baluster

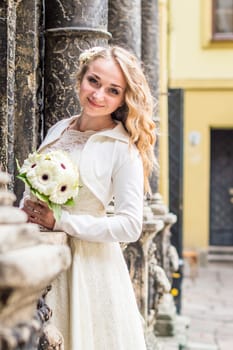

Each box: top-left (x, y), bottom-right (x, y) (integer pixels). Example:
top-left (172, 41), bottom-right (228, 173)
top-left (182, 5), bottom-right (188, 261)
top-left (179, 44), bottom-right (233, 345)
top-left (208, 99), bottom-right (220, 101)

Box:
top-left (107, 193), bottom-right (174, 347)
top-left (150, 193), bottom-right (179, 278)
top-left (0, 169), bottom-right (71, 349)
top-left (149, 193), bottom-right (180, 337)
top-left (140, 201), bottom-right (165, 324)
top-left (123, 199), bottom-right (165, 349)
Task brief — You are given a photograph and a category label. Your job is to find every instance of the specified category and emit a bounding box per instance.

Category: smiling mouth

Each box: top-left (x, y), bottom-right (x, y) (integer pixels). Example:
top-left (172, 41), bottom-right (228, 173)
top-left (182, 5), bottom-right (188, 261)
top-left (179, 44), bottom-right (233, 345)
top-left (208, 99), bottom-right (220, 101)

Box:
top-left (87, 98), bottom-right (104, 108)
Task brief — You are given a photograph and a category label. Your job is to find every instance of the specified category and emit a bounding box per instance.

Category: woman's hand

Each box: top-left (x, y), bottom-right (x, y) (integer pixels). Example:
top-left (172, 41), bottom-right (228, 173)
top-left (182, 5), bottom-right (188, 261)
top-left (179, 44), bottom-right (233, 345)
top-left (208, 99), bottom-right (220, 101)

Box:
top-left (22, 198), bottom-right (55, 230)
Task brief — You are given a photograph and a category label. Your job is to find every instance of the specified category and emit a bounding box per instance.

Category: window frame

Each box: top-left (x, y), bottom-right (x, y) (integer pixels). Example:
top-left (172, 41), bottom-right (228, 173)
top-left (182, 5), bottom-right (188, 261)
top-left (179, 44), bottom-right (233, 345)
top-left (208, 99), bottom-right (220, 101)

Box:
top-left (201, 0), bottom-right (233, 48)
top-left (212, 0), bottom-right (233, 41)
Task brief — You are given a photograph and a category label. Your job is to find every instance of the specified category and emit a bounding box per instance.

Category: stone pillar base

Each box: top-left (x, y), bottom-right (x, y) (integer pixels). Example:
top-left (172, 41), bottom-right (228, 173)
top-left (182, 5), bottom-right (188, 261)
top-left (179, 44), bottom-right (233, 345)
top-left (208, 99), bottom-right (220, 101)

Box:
top-left (154, 293), bottom-right (177, 336)
top-left (145, 330), bottom-right (162, 350)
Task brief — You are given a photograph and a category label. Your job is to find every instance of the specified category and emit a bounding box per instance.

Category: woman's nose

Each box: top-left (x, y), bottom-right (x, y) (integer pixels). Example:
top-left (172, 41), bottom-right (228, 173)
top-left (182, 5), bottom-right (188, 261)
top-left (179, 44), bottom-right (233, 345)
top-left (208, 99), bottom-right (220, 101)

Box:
top-left (92, 88), bottom-right (105, 100)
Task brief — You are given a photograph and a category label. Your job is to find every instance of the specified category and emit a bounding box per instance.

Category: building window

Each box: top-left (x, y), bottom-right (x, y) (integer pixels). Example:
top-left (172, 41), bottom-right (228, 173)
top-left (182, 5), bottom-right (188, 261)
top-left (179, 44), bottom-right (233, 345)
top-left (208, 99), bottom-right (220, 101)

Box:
top-left (212, 0), bottom-right (233, 40)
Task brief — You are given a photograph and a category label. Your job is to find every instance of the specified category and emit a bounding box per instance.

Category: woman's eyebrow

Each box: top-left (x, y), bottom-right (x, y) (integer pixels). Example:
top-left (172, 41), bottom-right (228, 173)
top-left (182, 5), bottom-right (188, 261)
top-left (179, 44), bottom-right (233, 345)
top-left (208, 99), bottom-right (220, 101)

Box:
top-left (110, 83), bottom-right (124, 90)
top-left (89, 73), bottom-right (100, 80)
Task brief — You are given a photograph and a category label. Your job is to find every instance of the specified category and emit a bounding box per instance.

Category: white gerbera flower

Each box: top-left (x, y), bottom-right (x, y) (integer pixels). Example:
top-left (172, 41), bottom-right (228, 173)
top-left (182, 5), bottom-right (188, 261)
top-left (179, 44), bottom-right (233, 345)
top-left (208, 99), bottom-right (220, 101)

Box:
top-left (20, 152), bottom-right (42, 174)
top-left (49, 175), bottom-right (79, 204)
top-left (26, 158), bottom-right (60, 195)
top-left (18, 150), bottom-right (80, 220)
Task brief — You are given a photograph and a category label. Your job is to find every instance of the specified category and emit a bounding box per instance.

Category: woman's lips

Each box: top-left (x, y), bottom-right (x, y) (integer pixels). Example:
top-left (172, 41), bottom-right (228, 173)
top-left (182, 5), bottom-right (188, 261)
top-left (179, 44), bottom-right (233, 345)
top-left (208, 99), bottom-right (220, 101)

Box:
top-left (88, 98), bottom-right (104, 108)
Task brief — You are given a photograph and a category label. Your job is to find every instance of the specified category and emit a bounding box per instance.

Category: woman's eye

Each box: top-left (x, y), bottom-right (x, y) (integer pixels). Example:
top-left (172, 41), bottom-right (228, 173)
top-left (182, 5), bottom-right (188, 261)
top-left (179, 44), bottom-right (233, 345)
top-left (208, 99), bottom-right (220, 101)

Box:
top-left (109, 88), bottom-right (120, 95)
top-left (87, 76), bottom-right (98, 85)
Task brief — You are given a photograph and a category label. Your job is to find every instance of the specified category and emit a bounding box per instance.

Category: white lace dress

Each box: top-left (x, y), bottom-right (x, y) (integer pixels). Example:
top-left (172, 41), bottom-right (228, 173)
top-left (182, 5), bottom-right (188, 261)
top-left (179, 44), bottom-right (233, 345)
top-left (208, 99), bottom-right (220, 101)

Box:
top-left (45, 129), bottom-right (147, 350)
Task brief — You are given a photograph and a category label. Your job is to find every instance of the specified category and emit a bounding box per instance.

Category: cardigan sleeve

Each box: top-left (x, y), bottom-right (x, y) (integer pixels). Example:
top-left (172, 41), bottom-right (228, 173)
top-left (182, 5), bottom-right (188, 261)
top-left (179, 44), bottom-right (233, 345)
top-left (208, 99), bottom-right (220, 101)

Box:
top-left (54, 153), bottom-right (144, 243)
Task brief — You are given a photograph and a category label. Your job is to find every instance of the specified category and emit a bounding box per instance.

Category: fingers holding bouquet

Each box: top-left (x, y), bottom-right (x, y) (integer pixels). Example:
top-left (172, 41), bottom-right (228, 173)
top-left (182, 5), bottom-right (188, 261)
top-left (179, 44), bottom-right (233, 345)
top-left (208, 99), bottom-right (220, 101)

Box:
top-left (23, 199), bottom-right (55, 230)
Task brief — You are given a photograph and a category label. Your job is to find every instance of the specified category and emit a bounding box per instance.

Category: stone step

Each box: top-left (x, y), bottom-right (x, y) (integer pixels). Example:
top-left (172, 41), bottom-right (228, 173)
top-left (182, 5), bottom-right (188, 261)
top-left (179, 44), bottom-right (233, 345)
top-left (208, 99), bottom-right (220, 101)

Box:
top-left (185, 341), bottom-right (218, 350)
top-left (208, 245), bottom-right (233, 253)
top-left (208, 254), bottom-right (233, 261)
top-left (208, 245), bottom-right (233, 261)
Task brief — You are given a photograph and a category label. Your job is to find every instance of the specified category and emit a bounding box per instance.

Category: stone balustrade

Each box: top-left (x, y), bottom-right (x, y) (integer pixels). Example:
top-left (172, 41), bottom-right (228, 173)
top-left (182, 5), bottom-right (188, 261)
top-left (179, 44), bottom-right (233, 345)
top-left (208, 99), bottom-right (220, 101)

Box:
top-left (149, 193), bottom-right (180, 337)
top-left (0, 170), bottom-right (71, 350)
top-left (121, 194), bottom-right (179, 349)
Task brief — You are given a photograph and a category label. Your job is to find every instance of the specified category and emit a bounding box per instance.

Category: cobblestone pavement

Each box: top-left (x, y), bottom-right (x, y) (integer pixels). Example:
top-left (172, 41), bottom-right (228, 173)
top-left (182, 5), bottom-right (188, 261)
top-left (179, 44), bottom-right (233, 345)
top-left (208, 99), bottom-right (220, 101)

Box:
top-left (157, 261), bottom-right (233, 350)
top-left (181, 261), bottom-right (233, 350)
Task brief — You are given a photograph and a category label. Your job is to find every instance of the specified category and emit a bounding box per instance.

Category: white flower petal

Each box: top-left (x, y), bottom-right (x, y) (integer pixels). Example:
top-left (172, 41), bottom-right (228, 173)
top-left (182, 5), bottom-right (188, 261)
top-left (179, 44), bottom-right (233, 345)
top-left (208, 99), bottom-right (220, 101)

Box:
top-left (21, 150), bottom-right (79, 205)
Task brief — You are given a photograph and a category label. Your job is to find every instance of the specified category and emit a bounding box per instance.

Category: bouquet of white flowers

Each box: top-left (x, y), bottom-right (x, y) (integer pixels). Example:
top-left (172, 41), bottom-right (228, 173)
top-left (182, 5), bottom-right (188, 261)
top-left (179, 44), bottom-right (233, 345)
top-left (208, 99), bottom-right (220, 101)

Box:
top-left (17, 150), bottom-right (79, 221)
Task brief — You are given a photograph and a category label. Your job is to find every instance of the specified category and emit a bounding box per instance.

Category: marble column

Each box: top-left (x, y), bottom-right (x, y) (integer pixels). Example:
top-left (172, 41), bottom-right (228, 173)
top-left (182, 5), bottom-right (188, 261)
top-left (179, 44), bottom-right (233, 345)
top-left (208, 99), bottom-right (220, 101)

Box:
top-left (0, 0), bottom-right (8, 171)
top-left (0, 0), bottom-right (42, 202)
top-left (142, 0), bottom-right (160, 192)
top-left (108, 0), bottom-right (141, 58)
top-left (141, 0), bottom-right (159, 101)
top-left (44, 0), bottom-right (111, 132)
top-left (0, 0), bottom-right (18, 181)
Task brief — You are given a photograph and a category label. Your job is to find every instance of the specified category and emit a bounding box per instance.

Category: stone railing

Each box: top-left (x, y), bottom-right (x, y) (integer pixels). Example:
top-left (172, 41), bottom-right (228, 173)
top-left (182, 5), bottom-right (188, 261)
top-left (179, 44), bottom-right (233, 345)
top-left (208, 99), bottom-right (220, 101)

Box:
top-left (0, 170), bottom-right (71, 350)
top-left (0, 168), bottom-right (179, 349)
top-left (122, 193), bottom-right (179, 349)
top-left (149, 193), bottom-right (180, 338)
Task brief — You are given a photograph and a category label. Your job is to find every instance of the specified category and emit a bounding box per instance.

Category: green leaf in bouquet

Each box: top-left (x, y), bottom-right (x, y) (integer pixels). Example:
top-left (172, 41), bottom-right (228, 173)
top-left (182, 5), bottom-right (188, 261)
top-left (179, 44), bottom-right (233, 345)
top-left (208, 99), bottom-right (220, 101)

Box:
top-left (16, 158), bottom-right (21, 172)
top-left (16, 173), bottom-right (31, 187)
top-left (49, 202), bottom-right (62, 222)
top-left (30, 188), bottom-right (50, 205)
top-left (64, 197), bottom-right (75, 206)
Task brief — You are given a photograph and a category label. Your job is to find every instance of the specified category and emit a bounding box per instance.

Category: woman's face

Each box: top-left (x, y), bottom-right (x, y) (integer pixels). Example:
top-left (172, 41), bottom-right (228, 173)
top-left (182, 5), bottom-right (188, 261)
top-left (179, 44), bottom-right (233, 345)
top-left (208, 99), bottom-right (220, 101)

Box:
top-left (79, 57), bottom-right (126, 119)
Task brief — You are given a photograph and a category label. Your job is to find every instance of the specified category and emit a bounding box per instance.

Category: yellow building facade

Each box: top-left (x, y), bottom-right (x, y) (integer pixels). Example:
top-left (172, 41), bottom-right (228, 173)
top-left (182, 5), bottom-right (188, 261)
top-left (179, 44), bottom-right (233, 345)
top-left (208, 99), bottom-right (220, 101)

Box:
top-left (159, 0), bottom-right (233, 251)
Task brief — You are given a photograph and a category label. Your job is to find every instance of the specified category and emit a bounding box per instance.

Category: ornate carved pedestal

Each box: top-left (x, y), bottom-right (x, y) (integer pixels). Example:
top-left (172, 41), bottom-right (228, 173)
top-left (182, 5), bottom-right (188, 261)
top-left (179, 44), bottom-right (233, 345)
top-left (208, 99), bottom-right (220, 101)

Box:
top-left (0, 170), bottom-right (71, 350)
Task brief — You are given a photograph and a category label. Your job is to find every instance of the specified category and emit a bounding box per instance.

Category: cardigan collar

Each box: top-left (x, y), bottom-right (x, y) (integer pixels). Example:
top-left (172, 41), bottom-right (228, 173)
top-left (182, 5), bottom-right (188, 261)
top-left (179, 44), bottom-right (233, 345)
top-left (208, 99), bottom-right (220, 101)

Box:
top-left (41, 115), bottom-right (130, 150)
top-left (71, 115), bottom-right (129, 142)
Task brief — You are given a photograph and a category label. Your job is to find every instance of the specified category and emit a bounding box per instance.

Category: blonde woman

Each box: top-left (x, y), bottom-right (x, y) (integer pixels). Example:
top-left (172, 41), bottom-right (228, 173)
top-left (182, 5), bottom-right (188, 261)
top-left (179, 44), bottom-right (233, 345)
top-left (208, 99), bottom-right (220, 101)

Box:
top-left (22, 46), bottom-right (157, 349)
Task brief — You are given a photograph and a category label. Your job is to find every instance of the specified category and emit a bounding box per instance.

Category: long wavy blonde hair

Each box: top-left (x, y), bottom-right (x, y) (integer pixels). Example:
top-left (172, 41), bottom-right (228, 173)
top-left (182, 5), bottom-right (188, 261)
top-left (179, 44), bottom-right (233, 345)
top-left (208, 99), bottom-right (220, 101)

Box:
top-left (76, 46), bottom-right (157, 193)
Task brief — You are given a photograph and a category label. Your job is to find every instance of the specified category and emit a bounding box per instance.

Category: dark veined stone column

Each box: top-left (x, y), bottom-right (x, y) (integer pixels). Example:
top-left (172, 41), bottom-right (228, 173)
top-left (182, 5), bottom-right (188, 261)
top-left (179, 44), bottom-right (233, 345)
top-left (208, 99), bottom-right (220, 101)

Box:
top-left (142, 0), bottom-right (160, 193)
top-left (44, 0), bottom-right (110, 132)
top-left (0, 0), bottom-right (40, 199)
top-left (13, 0), bottom-right (42, 201)
top-left (0, 0), bottom-right (9, 171)
top-left (108, 0), bottom-right (141, 58)
top-left (142, 0), bottom-right (159, 102)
